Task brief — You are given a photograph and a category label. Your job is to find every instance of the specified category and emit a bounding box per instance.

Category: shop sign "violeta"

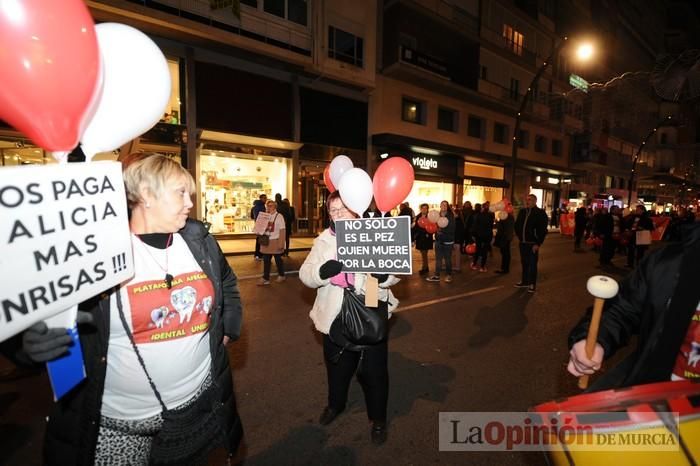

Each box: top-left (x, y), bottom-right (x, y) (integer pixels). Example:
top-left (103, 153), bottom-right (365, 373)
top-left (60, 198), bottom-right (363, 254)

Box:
top-left (412, 156), bottom-right (438, 170)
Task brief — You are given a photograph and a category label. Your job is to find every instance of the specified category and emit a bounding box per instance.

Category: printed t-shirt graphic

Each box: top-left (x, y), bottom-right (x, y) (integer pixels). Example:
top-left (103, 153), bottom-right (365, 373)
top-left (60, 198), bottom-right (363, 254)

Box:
top-left (128, 271), bottom-right (214, 344)
top-left (672, 301), bottom-right (700, 380)
top-left (102, 234), bottom-right (214, 419)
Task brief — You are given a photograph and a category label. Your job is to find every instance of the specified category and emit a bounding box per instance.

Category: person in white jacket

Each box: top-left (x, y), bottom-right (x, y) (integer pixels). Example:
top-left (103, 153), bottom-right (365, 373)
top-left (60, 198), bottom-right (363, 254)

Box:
top-left (299, 191), bottom-right (399, 445)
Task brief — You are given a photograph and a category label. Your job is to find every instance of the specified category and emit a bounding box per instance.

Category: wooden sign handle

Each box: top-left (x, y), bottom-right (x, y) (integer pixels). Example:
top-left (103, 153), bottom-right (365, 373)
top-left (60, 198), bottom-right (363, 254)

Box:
top-left (578, 297), bottom-right (605, 389)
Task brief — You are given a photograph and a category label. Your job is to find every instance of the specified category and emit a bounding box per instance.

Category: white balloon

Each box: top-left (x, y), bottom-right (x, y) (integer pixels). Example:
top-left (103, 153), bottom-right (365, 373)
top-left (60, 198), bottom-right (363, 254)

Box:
top-left (427, 210), bottom-right (440, 223)
top-left (495, 201), bottom-right (505, 211)
top-left (329, 155), bottom-right (354, 189)
top-left (497, 210), bottom-right (508, 220)
top-left (586, 275), bottom-right (619, 299)
top-left (81, 23), bottom-right (171, 159)
top-left (489, 204), bottom-right (497, 213)
top-left (337, 168), bottom-right (373, 215)
top-left (437, 217), bottom-right (448, 228)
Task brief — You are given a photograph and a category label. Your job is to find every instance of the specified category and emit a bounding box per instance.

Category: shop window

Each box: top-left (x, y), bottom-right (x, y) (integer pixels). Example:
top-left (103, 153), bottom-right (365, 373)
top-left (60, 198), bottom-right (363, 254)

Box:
top-left (402, 98), bottom-right (425, 125)
top-left (552, 139), bottom-right (562, 156)
top-left (503, 24), bottom-right (524, 56)
top-left (404, 179), bottom-right (455, 212)
top-left (328, 26), bottom-right (364, 67)
top-left (535, 135), bottom-right (547, 153)
top-left (200, 151), bottom-right (290, 234)
top-left (494, 122), bottom-right (509, 144)
top-left (160, 58), bottom-right (182, 125)
top-left (262, 0), bottom-right (307, 26)
top-left (468, 116), bottom-right (484, 139)
top-left (517, 130), bottom-right (529, 149)
top-left (438, 107), bottom-right (458, 132)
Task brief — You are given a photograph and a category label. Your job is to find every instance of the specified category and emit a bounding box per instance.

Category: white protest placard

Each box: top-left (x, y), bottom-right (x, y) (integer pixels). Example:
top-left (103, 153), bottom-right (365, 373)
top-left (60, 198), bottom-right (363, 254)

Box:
top-left (0, 161), bottom-right (134, 342)
top-left (335, 216), bottom-right (412, 274)
top-left (253, 212), bottom-right (271, 235)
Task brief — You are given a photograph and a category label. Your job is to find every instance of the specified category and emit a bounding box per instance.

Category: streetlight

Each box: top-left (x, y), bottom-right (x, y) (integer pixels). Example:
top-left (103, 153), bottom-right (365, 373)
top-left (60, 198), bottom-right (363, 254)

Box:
top-left (508, 37), bottom-right (595, 204)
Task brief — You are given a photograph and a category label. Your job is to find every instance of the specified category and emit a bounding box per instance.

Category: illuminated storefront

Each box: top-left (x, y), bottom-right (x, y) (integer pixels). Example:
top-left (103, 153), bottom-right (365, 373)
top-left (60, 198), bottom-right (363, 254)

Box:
top-left (462, 162), bottom-right (505, 206)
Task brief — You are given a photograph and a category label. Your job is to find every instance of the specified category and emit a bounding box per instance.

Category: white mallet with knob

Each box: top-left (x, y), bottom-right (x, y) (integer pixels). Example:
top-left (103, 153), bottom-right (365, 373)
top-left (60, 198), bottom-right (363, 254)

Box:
top-left (578, 275), bottom-right (619, 389)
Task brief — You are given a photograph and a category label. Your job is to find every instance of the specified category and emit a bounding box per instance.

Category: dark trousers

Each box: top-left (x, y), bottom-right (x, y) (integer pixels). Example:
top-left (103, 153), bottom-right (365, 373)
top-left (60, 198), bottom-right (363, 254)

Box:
top-left (323, 335), bottom-right (388, 422)
top-left (285, 226), bottom-right (291, 255)
top-left (574, 226), bottom-right (585, 249)
top-left (435, 243), bottom-right (452, 275)
top-left (600, 237), bottom-right (616, 264)
top-left (473, 238), bottom-right (490, 268)
top-left (627, 244), bottom-right (649, 267)
top-left (519, 243), bottom-right (539, 286)
top-left (254, 237), bottom-right (261, 258)
top-left (499, 240), bottom-right (511, 272)
top-left (262, 254), bottom-right (284, 280)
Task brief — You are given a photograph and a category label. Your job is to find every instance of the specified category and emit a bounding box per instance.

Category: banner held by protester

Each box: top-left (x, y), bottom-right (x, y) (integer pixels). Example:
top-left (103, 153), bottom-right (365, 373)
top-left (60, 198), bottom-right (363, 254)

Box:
top-left (0, 161), bottom-right (133, 342)
top-left (335, 216), bottom-right (412, 274)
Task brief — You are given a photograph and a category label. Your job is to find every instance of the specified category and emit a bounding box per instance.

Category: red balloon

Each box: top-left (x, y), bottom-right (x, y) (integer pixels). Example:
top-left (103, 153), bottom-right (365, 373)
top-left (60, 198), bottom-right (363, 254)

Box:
top-left (323, 165), bottom-right (336, 192)
top-left (594, 238), bottom-right (603, 247)
top-left (425, 222), bottom-right (438, 234)
top-left (586, 237), bottom-right (595, 246)
top-left (506, 205), bottom-right (514, 214)
top-left (373, 158), bottom-right (415, 213)
top-left (417, 216), bottom-right (428, 228)
top-left (0, 0), bottom-right (101, 152)
top-left (466, 243), bottom-right (477, 255)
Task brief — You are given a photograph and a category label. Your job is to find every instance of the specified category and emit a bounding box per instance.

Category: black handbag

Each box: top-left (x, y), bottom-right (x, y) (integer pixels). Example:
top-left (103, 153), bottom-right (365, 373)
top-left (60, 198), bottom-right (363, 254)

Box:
top-left (115, 291), bottom-right (224, 465)
top-left (329, 276), bottom-right (388, 353)
top-left (258, 234), bottom-right (270, 246)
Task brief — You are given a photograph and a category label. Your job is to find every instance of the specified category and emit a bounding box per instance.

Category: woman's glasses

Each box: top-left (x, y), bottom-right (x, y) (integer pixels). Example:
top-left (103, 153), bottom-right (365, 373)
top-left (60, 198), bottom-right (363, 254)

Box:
top-left (329, 207), bottom-right (349, 216)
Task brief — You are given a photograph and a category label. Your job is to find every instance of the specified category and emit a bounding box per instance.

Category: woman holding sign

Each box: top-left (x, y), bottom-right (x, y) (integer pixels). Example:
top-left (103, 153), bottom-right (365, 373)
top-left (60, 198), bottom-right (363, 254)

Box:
top-left (19, 154), bottom-right (243, 465)
top-left (299, 191), bottom-right (400, 445)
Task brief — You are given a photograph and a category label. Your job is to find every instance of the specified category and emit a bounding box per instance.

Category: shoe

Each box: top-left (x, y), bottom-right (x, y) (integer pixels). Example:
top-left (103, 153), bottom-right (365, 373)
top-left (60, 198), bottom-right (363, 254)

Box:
top-left (257, 278), bottom-right (270, 286)
top-left (444, 275), bottom-right (453, 283)
top-left (371, 421), bottom-right (388, 445)
top-left (426, 275), bottom-right (440, 282)
top-left (479, 267), bottom-right (487, 273)
top-left (514, 282), bottom-right (529, 288)
top-left (276, 276), bottom-right (286, 282)
top-left (254, 256), bottom-right (263, 261)
top-left (319, 406), bottom-right (343, 426)
top-left (470, 264), bottom-right (479, 271)
top-left (528, 284), bottom-right (536, 293)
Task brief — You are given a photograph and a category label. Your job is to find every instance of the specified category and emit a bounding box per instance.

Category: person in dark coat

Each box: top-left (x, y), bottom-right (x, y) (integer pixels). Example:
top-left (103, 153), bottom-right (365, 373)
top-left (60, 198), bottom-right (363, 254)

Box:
top-left (412, 203), bottom-right (433, 275)
top-left (513, 193), bottom-right (548, 292)
top-left (283, 198), bottom-right (295, 256)
top-left (595, 207), bottom-right (615, 265)
top-left (426, 201), bottom-right (455, 283)
top-left (252, 194), bottom-right (268, 260)
top-left (471, 201), bottom-right (494, 272)
top-left (574, 206), bottom-right (587, 251)
top-left (462, 201), bottom-right (475, 246)
top-left (494, 212), bottom-right (515, 273)
top-left (11, 154), bottom-right (243, 465)
top-left (568, 223), bottom-right (700, 390)
top-left (625, 205), bottom-right (655, 268)
top-left (452, 207), bottom-right (465, 272)
top-left (399, 202), bottom-right (415, 225)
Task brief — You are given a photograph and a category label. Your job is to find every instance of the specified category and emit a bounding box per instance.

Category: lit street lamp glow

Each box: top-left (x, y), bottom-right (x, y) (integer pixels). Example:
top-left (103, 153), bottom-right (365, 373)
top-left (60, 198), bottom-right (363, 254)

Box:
top-left (576, 43), bottom-right (594, 62)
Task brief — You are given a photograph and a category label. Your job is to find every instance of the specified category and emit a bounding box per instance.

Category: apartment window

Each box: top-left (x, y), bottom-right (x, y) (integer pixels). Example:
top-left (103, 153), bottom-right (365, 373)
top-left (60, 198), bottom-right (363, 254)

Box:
top-left (262, 0), bottom-right (307, 26)
top-left (510, 78), bottom-right (520, 100)
top-left (328, 26), bottom-right (364, 67)
top-left (480, 66), bottom-right (488, 80)
top-left (535, 135), bottom-right (547, 153)
top-left (467, 116), bottom-right (484, 138)
top-left (605, 176), bottom-right (613, 189)
top-left (438, 107), bottom-right (458, 132)
top-left (518, 130), bottom-right (529, 149)
top-left (494, 122), bottom-right (509, 144)
top-left (552, 139), bottom-right (562, 156)
top-left (503, 24), bottom-right (524, 56)
top-left (402, 98), bottom-right (425, 125)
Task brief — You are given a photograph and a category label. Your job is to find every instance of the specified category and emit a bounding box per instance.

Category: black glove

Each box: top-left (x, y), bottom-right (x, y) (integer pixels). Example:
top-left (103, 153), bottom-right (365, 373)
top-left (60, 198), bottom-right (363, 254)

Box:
top-left (371, 273), bottom-right (389, 284)
top-left (319, 260), bottom-right (343, 280)
top-left (22, 311), bottom-right (94, 363)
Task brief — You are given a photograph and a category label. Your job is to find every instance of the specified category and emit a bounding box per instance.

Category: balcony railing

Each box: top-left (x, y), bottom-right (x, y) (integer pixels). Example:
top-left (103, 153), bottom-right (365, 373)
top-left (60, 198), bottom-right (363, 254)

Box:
top-left (121, 0), bottom-right (312, 55)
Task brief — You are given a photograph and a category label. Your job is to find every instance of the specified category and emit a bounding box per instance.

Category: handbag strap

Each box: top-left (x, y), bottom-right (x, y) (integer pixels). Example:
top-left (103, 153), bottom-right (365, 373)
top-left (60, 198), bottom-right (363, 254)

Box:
top-left (115, 288), bottom-right (168, 412)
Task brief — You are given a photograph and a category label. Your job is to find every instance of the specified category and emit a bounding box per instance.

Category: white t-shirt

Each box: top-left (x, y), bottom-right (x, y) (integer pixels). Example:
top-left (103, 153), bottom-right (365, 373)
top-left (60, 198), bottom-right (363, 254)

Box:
top-left (102, 234), bottom-right (213, 420)
top-left (266, 212), bottom-right (285, 240)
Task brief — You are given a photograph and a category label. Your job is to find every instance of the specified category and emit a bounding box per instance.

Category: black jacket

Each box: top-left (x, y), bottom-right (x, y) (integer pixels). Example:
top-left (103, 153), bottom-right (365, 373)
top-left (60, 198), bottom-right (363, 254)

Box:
top-left (42, 219), bottom-right (243, 465)
top-left (574, 208), bottom-right (587, 229)
top-left (435, 211), bottom-right (456, 244)
top-left (412, 214), bottom-right (433, 250)
top-left (569, 223), bottom-right (700, 390)
top-left (494, 215), bottom-right (515, 247)
top-left (514, 206), bottom-right (548, 245)
top-left (472, 211), bottom-right (494, 240)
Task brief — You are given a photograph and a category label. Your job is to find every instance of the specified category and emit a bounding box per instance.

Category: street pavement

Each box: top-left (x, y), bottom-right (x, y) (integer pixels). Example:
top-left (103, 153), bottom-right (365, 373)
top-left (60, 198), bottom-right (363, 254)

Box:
top-left (0, 232), bottom-right (638, 465)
